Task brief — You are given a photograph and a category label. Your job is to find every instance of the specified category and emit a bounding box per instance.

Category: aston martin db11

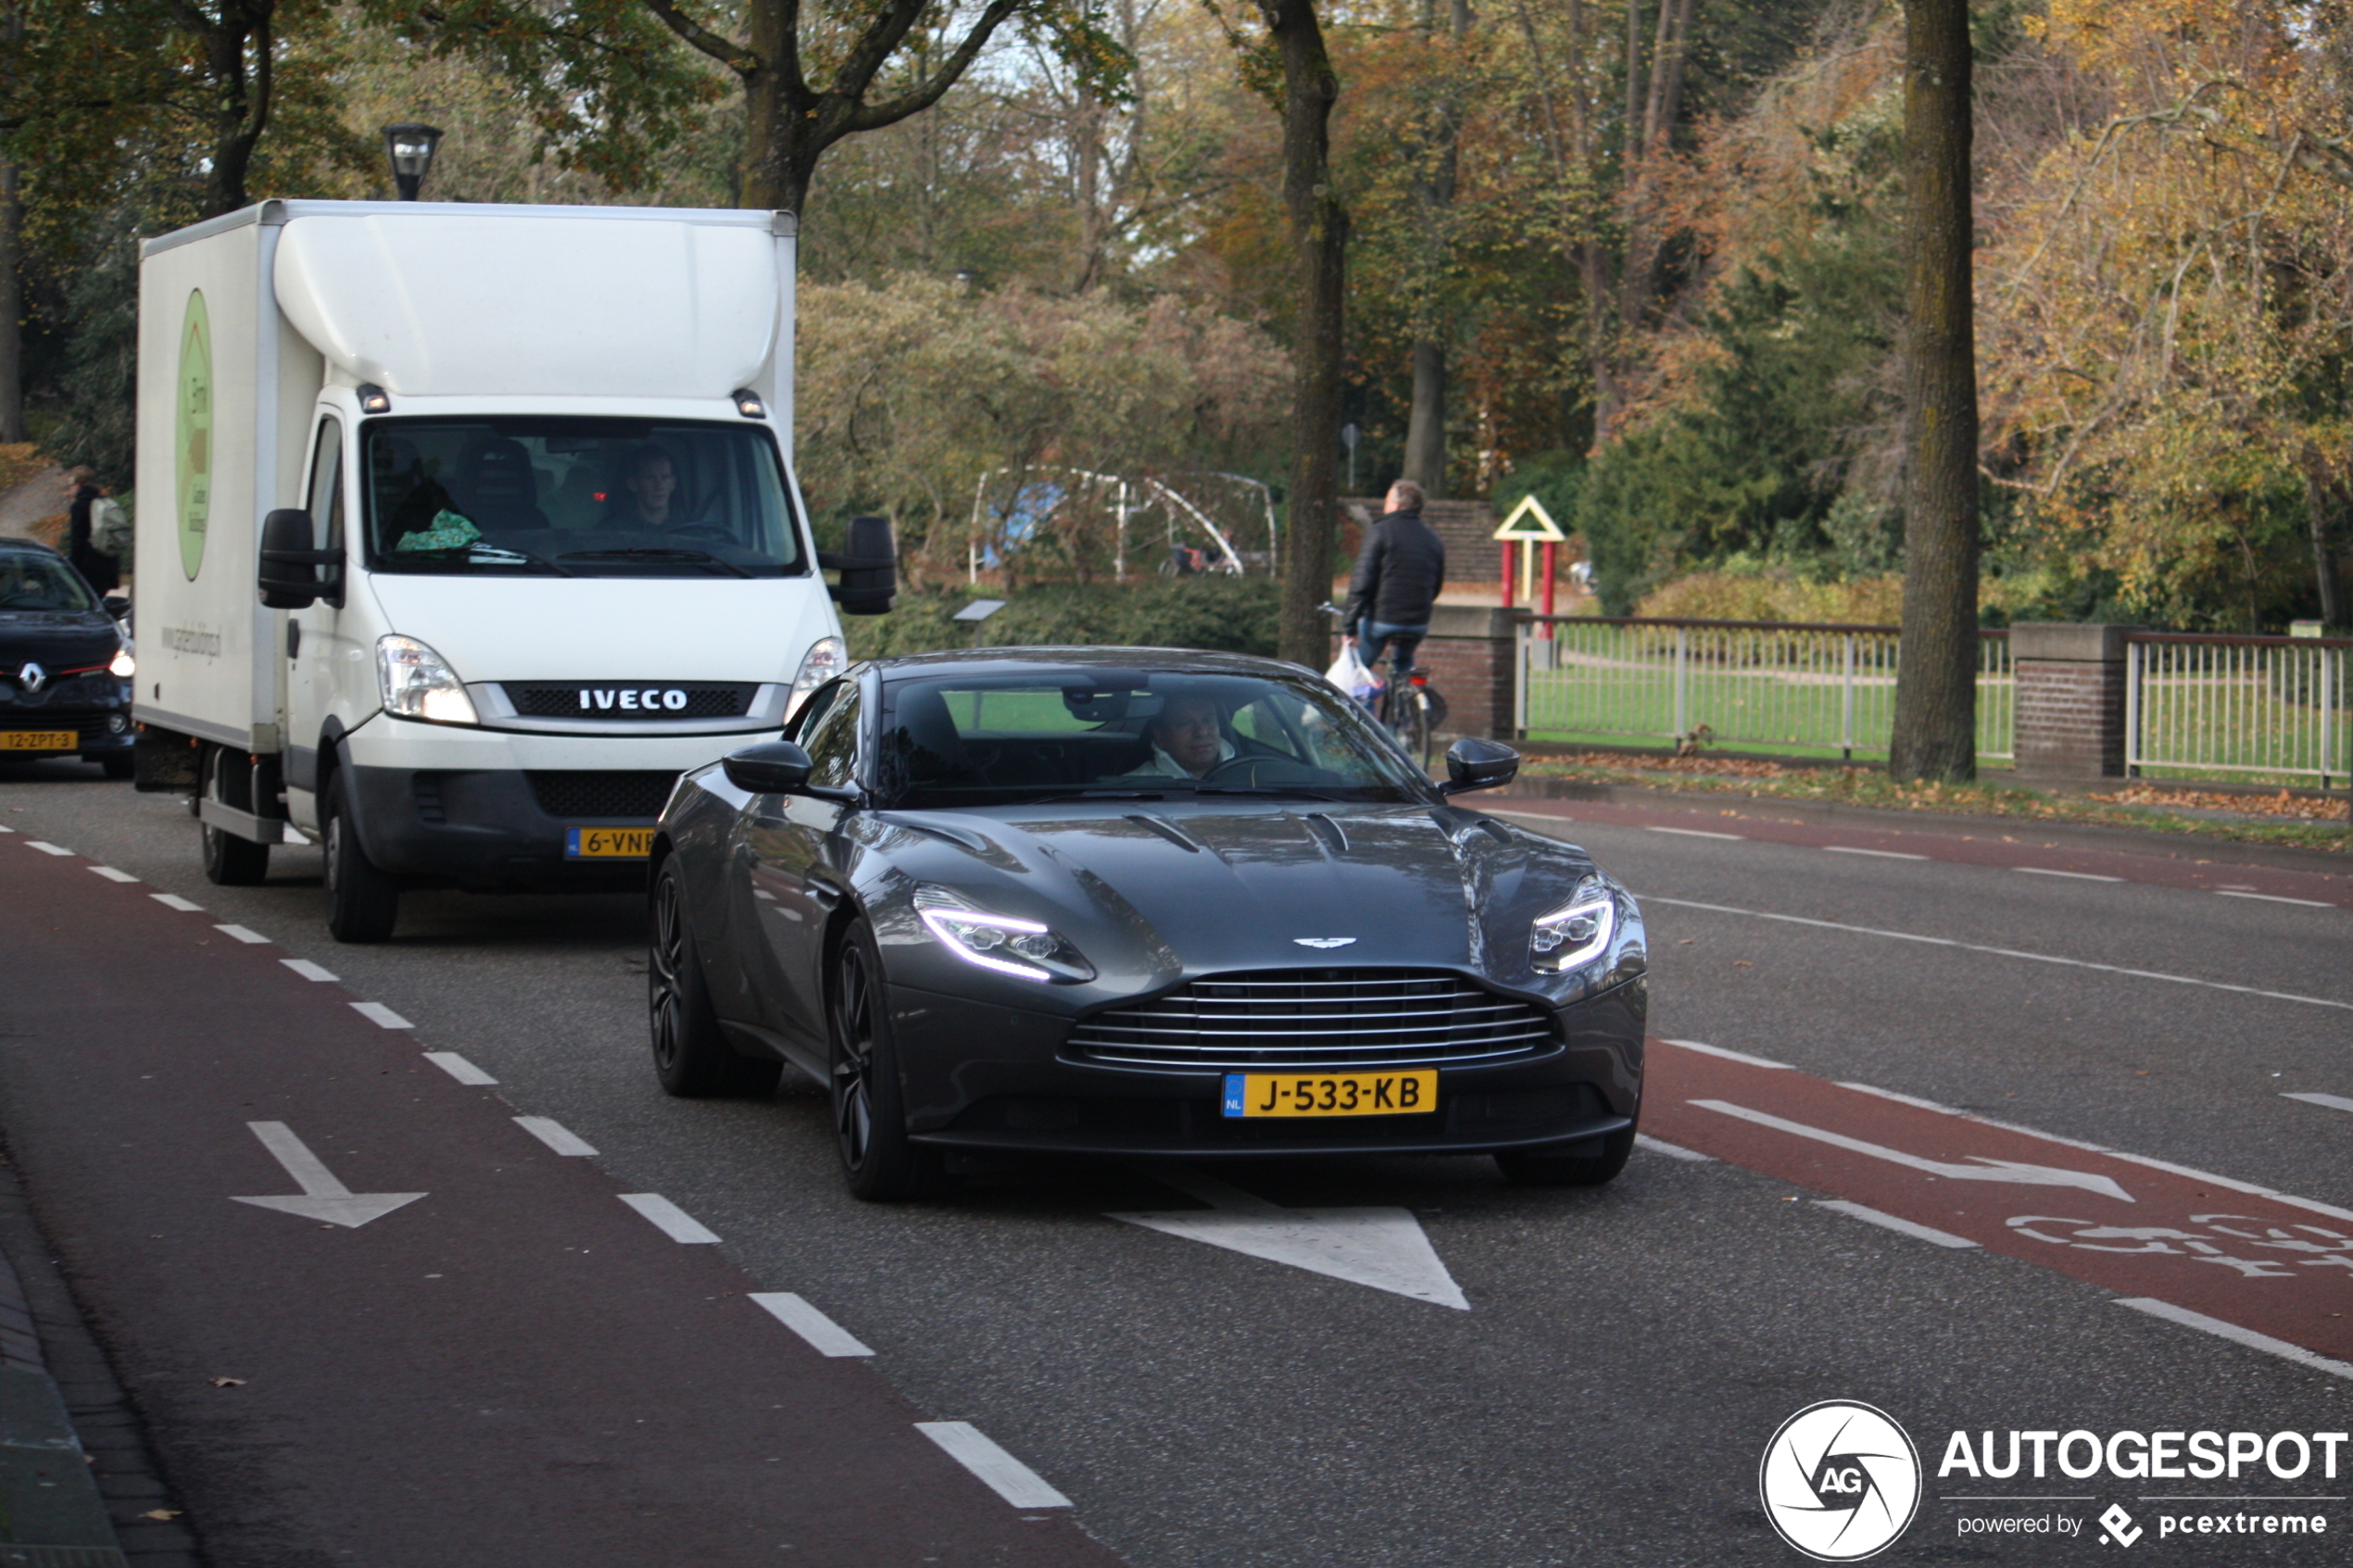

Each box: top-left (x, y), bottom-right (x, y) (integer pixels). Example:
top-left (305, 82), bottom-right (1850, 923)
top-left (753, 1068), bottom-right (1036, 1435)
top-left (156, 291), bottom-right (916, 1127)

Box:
top-left (647, 648), bottom-right (1647, 1200)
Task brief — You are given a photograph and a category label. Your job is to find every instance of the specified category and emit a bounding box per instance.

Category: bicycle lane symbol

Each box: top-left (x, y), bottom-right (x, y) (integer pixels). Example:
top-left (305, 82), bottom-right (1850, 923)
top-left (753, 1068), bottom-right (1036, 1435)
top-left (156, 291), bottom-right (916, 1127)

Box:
top-left (2006, 1215), bottom-right (2353, 1280)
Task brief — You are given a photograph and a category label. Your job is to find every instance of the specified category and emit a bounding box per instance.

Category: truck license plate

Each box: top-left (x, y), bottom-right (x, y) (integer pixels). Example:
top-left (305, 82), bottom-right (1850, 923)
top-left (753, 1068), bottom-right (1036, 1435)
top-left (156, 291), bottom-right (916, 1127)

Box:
top-left (565, 827), bottom-right (655, 859)
top-left (1221, 1070), bottom-right (1438, 1118)
top-left (1, 731), bottom-right (77, 752)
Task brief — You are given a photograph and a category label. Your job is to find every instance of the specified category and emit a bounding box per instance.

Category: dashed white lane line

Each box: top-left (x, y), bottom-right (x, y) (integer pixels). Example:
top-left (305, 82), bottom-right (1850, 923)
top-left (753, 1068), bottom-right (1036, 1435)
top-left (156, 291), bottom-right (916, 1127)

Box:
top-left (1817, 1199), bottom-right (1979, 1250)
top-left (2117, 1298), bottom-right (2353, 1383)
top-left (151, 893), bottom-right (203, 912)
top-left (1824, 846), bottom-right (1929, 860)
top-left (214, 924), bottom-right (269, 945)
top-left (1645, 825), bottom-right (1743, 840)
top-left (281, 959), bottom-right (336, 982)
top-left (513, 1117), bottom-right (598, 1157)
top-left (1634, 1134), bottom-right (1713, 1162)
top-left (2284, 1091), bottom-right (2353, 1116)
top-left (1646, 897), bottom-right (2353, 1012)
top-left (914, 1423), bottom-right (1073, 1509)
top-left (422, 1052), bottom-right (497, 1085)
top-left (2216, 889), bottom-right (2337, 909)
top-left (1661, 1037), bottom-right (1792, 1070)
top-left (87, 866), bottom-right (138, 884)
top-left (2013, 866), bottom-right (2123, 883)
top-left (750, 1292), bottom-right (875, 1357)
top-left (350, 1002), bottom-right (412, 1029)
top-left (24, 841), bottom-right (72, 857)
top-left (618, 1193), bottom-right (720, 1244)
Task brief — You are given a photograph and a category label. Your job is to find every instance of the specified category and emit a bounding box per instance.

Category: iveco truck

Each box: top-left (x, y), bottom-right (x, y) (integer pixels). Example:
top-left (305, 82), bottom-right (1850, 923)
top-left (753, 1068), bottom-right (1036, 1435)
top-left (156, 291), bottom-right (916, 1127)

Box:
top-left (131, 201), bottom-right (891, 941)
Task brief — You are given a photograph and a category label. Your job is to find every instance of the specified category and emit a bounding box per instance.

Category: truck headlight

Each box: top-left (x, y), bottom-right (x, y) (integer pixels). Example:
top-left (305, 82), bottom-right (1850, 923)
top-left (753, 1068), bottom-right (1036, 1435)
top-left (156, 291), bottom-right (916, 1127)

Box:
top-left (1530, 880), bottom-right (1616, 973)
top-left (912, 884), bottom-right (1095, 984)
top-left (376, 634), bottom-right (479, 724)
top-left (786, 635), bottom-right (846, 720)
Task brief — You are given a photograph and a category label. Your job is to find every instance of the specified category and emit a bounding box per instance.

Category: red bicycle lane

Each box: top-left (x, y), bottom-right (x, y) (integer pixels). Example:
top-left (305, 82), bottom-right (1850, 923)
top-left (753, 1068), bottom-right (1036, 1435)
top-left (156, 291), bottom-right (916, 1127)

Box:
top-left (1642, 1039), bottom-right (2353, 1372)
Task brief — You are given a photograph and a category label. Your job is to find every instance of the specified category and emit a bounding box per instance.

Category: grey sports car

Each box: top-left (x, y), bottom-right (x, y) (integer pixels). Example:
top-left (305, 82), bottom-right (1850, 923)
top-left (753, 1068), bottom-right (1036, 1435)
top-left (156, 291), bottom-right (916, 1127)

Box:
top-left (647, 648), bottom-right (1647, 1200)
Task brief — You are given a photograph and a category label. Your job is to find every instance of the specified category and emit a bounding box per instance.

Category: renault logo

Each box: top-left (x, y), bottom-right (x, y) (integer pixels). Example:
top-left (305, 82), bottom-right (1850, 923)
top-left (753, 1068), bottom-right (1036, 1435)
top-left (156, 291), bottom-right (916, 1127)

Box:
top-left (1292, 937), bottom-right (1356, 949)
top-left (15, 662), bottom-right (44, 693)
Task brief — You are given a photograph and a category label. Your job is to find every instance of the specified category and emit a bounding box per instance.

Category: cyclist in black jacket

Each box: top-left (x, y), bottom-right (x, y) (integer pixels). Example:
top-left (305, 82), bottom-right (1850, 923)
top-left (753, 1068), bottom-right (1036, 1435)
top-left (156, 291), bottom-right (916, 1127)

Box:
top-left (1343, 480), bottom-right (1445, 675)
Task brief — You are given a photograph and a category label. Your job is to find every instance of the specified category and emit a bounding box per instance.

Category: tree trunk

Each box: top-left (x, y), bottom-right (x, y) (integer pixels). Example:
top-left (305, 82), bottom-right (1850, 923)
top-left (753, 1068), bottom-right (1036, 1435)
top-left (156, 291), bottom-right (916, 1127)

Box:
top-left (1888, 0), bottom-right (1980, 783)
top-left (1264, 0), bottom-right (1349, 668)
top-left (2304, 459), bottom-right (2347, 630)
top-left (0, 156), bottom-right (21, 444)
top-left (1403, 339), bottom-right (1446, 495)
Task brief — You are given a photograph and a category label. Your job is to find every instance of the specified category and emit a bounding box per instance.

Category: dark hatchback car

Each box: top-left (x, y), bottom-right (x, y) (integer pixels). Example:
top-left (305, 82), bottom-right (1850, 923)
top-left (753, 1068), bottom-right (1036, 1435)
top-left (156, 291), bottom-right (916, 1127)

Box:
top-left (649, 649), bottom-right (1648, 1200)
top-left (0, 541), bottom-right (133, 777)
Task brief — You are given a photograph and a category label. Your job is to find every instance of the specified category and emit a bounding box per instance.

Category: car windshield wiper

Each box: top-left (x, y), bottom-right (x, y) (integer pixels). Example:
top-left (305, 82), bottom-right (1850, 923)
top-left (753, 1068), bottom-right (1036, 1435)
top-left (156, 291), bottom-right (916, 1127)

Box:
top-left (384, 545), bottom-right (573, 575)
top-left (1189, 784), bottom-right (1353, 802)
top-left (1026, 789), bottom-right (1170, 803)
top-left (559, 547), bottom-right (752, 579)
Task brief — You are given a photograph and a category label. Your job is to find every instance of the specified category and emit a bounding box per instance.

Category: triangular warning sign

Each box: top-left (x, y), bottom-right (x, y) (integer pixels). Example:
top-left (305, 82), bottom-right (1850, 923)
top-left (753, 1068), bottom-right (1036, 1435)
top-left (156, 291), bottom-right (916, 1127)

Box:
top-left (1492, 495), bottom-right (1567, 542)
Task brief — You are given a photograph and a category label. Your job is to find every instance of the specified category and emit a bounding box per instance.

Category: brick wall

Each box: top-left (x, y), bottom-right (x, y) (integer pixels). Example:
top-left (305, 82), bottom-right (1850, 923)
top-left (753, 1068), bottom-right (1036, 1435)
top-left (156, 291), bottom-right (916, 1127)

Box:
top-left (1337, 497), bottom-right (1503, 583)
top-left (2010, 623), bottom-right (2134, 779)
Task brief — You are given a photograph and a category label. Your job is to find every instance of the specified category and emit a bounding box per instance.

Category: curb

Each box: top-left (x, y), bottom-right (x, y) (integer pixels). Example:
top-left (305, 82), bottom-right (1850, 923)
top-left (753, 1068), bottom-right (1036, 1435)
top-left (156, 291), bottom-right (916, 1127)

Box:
top-left (1491, 777), bottom-right (2353, 878)
top-left (0, 1148), bottom-right (197, 1568)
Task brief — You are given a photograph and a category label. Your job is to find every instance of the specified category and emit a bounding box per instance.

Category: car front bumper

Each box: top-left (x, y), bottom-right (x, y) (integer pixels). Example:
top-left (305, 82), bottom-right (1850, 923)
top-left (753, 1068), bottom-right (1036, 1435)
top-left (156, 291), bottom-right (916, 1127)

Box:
top-left (885, 974), bottom-right (1646, 1158)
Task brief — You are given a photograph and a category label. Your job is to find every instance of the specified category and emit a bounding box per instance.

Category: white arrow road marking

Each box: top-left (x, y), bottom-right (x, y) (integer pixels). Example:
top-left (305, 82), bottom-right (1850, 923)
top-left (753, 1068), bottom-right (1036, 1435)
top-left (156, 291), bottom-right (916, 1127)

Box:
top-left (1691, 1099), bottom-right (2135, 1203)
top-left (1109, 1167), bottom-right (1470, 1310)
top-left (231, 1123), bottom-right (426, 1229)
top-left (2284, 1092), bottom-right (2353, 1116)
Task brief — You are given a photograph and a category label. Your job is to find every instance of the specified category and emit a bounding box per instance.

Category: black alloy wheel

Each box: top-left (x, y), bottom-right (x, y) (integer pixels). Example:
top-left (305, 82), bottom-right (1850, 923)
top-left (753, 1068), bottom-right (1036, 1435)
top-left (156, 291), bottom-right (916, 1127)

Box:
top-left (829, 922), bottom-right (944, 1202)
top-left (1494, 1122), bottom-right (1638, 1187)
top-left (199, 746), bottom-right (271, 886)
top-left (648, 860), bottom-right (779, 1098)
top-left (322, 772), bottom-right (399, 943)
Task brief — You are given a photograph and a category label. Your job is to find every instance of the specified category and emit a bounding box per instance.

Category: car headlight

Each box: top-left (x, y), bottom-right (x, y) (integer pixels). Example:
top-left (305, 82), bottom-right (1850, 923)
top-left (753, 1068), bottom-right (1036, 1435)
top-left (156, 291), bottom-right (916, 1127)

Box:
top-left (912, 884), bottom-right (1096, 984)
top-left (108, 647), bottom-right (135, 678)
top-left (376, 634), bottom-right (479, 724)
top-left (1530, 879), bottom-right (1617, 973)
top-left (786, 635), bottom-right (847, 720)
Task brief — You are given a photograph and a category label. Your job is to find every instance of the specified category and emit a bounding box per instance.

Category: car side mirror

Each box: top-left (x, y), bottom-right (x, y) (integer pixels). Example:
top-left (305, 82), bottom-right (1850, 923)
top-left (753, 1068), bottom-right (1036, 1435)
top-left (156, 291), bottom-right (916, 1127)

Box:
top-left (819, 514), bottom-right (897, 616)
top-left (721, 740), bottom-right (815, 795)
top-left (1438, 737), bottom-right (1518, 795)
top-left (258, 508), bottom-right (343, 609)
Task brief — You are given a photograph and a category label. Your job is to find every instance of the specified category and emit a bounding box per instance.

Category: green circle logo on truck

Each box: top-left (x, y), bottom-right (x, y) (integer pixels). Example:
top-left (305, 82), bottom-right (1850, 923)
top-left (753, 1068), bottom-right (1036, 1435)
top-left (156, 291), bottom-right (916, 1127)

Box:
top-left (176, 291), bottom-right (213, 580)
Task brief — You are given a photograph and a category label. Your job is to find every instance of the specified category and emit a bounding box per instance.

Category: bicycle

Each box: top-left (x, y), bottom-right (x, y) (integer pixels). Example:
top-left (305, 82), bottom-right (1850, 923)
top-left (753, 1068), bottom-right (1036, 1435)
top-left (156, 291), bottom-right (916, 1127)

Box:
top-left (1322, 603), bottom-right (1444, 770)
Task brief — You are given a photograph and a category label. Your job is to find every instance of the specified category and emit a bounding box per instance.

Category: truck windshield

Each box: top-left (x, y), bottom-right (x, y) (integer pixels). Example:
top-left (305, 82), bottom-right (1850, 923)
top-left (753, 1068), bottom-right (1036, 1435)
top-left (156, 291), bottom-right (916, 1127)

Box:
top-left (361, 418), bottom-right (808, 578)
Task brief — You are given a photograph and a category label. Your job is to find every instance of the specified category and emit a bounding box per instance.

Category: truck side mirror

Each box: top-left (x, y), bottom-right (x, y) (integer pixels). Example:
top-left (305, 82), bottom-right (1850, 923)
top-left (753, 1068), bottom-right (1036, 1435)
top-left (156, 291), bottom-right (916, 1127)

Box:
top-left (1438, 737), bottom-right (1519, 795)
top-left (820, 514), bottom-right (897, 616)
top-left (258, 508), bottom-right (344, 609)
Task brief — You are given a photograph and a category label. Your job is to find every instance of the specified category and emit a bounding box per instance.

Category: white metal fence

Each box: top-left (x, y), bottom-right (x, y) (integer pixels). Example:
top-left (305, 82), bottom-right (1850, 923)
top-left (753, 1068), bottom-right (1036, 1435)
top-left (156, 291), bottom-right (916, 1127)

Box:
top-left (2126, 633), bottom-right (2350, 787)
top-left (1516, 617), bottom-right (2015, 761)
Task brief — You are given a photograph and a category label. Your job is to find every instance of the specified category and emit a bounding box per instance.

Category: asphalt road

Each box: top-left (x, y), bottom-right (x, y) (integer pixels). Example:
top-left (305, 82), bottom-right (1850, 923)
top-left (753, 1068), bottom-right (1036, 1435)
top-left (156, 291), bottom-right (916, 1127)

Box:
top-left (2, 756), bottom-right (2348, 1567)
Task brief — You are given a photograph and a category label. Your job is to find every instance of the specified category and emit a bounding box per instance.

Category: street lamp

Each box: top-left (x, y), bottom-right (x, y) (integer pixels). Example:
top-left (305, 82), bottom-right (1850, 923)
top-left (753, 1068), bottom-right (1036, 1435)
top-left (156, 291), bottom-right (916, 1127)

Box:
top-left (384, 123), bottom-right (444, 201)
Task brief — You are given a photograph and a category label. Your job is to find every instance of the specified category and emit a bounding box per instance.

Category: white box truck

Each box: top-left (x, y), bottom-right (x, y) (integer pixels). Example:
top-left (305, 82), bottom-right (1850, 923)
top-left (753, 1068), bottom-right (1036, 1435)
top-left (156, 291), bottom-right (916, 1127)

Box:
top-left (131, 200), bottom-right (892, 941)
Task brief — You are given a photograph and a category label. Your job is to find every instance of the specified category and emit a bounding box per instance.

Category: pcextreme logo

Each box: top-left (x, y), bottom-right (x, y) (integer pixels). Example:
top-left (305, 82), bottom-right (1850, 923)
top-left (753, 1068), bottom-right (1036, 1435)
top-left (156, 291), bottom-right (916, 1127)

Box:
top-left (1759, 1400), bottom-right (1923, 1562)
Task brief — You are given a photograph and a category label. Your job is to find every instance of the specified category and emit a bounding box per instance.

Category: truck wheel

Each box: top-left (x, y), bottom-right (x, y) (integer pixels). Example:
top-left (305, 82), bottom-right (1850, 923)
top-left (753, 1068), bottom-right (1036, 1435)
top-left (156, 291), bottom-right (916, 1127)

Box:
top-left (322, 773), bottom-right (399, 943)
top-left (648, 860), bottom-right (779, 1097)
top-left (199, 747), bottom-right (271, 886)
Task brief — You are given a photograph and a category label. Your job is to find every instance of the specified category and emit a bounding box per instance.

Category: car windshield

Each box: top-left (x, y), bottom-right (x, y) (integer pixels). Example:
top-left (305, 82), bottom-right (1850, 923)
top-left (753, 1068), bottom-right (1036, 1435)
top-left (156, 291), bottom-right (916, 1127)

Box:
top-left (874, 667), bottom-right (1433, 809)
top-left (0, 551), bottom-right (94, 612)
top-left (361, 417), bottom-right (808, 578)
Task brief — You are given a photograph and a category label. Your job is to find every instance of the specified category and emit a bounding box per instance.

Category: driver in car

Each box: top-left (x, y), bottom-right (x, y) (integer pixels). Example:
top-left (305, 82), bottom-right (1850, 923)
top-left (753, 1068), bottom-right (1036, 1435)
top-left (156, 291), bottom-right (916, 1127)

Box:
top-left (615, 445), bottom-right (690, 530)
top-left (1135, 693), bottom-right (1235, 780)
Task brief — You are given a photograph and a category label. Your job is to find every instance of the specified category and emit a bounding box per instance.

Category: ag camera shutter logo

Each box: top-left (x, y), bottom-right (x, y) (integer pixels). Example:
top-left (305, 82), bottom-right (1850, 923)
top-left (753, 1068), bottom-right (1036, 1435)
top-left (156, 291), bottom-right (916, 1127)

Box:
top-left (1760, 1400), bottom-right (1922, 1561)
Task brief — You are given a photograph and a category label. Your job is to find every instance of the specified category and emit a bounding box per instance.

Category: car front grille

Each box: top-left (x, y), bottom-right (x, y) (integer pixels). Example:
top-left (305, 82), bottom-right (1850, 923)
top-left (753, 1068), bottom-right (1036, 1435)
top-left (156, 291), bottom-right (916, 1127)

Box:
top-left (1069, 968), bottom-right (1555, 1070)
top-left (506, 683), bottom-right (756, 720)
top-left (526, 771), bottom-right (679, 819)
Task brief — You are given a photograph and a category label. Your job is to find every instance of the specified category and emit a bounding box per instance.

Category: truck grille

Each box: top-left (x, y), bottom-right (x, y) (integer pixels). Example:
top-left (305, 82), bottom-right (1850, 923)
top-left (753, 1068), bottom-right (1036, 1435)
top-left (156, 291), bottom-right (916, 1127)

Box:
top-left (1069, 969), bottom-right (1554, 1070)
top-left (527, 771), bottom-right (679, 819)
top-left (505, 683), bottom-right (756, 720)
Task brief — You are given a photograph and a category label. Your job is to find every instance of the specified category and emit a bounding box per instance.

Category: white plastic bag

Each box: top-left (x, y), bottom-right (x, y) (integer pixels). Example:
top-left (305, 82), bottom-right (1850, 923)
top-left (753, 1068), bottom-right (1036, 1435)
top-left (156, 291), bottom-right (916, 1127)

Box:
top-left (1325, 644), bottom-right (1383, 708)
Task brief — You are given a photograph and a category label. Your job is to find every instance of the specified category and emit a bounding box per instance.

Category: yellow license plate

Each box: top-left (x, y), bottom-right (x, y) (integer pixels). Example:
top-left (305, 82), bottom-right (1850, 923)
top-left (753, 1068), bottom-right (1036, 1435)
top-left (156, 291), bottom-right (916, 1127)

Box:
top-left (1, 731), bottom-right (77, 752)
top-left (1222, 1070), bottom-right (1439, 1118)
top-left (565, 826), bottom-right (655, 859)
